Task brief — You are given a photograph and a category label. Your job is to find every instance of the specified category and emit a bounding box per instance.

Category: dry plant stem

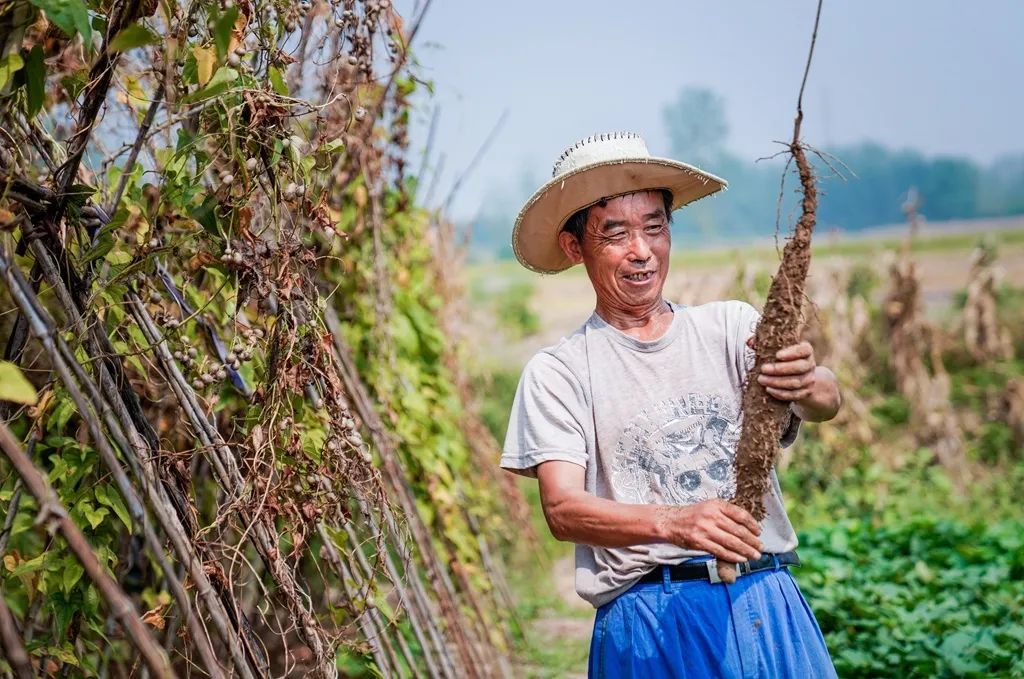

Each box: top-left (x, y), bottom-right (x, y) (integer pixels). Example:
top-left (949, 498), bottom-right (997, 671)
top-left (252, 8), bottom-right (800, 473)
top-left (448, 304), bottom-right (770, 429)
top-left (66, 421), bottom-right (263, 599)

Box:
top-left (326, 307), bottom-right (480, 677)
top-left (0, 244), bottom-right (237, 679)
top-left (336, 521), bottom-right (418, 673)
top-left (0, 593), bottom-right (32, 679)
top-left (0, 422), bottom-right (172, 678)
top-left (127, 299), bottom-right (338, 679)
top-left (104, 80), bottom-right (166, 216)
top-left (463, 506), bottom-right (522, 643)
top-left (719, 0), bottom-right (824, 584)
top-left (49, 0), bottom-right (154, 220)
top-left (349, 488), bottom-right (454, 679)
top-left (7, 238), bottom-right (248, 672)
top-left (0, 478), bottom-right (24, 558)
top-left (316, 526), bottom-right (404, 678)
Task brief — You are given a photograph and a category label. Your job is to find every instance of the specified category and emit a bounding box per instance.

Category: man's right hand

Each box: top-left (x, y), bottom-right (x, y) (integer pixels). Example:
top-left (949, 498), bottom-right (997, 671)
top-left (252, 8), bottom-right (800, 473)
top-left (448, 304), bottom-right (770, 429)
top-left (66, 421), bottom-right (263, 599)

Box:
top-left (657, 499), bottom-right (764, 564)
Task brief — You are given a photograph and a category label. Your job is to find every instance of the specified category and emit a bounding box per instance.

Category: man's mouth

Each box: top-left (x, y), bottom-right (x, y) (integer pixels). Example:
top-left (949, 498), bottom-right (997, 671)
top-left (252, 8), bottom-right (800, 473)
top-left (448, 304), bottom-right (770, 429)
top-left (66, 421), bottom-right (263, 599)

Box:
top-left (622, 271), bottom-right (655, 282)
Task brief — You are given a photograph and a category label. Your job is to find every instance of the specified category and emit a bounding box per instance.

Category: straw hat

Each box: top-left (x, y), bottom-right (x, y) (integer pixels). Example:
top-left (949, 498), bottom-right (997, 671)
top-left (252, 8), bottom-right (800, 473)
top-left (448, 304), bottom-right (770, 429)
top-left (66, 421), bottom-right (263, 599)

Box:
top-left (512, 132), bottom-right (727, 273)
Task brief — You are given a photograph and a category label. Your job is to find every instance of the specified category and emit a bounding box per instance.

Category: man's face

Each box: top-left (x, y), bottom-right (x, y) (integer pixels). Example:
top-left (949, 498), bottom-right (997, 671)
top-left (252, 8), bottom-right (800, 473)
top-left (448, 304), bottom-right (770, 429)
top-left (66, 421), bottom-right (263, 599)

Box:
top-left (559, 191), bottom-right (671, 315)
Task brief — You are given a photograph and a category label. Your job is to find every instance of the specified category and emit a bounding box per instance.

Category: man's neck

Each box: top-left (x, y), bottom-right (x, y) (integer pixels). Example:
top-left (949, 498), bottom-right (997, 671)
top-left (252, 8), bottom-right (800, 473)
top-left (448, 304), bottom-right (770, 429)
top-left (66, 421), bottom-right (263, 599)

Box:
top-left (596, 298), bottom-right (673, 341)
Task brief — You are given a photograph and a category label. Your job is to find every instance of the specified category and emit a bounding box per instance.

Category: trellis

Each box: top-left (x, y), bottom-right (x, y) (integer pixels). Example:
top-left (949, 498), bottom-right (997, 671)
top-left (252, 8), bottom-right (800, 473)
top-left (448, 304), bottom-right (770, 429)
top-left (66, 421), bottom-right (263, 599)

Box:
top-left (0, 0), bottom-right (525, 675)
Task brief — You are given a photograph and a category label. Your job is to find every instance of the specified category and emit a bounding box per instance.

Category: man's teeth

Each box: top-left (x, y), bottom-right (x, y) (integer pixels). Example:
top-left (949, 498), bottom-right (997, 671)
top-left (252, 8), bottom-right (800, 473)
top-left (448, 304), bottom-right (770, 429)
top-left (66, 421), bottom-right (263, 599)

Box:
top-left (624, 272), bottom-right (653, 281)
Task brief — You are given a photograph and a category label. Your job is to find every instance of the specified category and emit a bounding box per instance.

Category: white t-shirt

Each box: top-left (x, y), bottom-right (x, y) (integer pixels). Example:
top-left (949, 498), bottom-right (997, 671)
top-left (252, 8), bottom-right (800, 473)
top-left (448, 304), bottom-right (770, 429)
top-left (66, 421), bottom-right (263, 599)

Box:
top-left (500, 300), bottom-right (800, 608)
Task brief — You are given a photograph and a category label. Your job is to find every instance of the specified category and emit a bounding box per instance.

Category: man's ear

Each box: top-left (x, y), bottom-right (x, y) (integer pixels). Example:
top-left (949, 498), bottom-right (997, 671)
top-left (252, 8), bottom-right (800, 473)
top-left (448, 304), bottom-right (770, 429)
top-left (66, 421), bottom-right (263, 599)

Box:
top-left (558, 231), bottom-right (584, 265)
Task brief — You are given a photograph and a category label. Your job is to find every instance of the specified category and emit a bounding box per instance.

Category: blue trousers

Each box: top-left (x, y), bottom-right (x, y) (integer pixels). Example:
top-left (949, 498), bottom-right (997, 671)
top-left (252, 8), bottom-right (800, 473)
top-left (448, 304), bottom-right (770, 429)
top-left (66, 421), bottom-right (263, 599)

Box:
top-left (588, 562), bottom-right (837, 678)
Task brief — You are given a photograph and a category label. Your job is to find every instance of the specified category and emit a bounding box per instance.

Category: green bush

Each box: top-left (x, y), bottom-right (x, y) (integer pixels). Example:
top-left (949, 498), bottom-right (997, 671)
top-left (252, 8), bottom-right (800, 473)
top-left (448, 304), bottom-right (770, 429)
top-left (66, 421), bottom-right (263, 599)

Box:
top-left (796, 518), bottom-right (1024, 678)
top-left (493, 281), bottom-right (541, 339)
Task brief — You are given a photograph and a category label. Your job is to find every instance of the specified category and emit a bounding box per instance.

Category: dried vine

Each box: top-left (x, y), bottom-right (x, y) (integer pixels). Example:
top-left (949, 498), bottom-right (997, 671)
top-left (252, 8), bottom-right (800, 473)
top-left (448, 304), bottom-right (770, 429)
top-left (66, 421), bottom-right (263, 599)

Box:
top-left (0, 0), bottom-right (516, 674)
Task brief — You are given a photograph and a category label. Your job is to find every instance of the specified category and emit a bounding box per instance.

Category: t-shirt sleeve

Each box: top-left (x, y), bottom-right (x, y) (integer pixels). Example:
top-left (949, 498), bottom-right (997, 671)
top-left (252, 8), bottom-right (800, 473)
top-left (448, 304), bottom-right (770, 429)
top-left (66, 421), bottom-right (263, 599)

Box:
top-left (729, 300), bottom-right (803, 449)
top-left (500, 352), bottom-right (589, 478)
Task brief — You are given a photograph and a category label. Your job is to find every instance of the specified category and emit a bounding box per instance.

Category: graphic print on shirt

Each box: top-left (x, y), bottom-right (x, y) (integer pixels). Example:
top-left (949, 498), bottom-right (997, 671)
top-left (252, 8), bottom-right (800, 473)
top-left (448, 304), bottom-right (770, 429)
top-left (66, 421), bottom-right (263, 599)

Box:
top-left (611, 393), bottom-right (741, 505)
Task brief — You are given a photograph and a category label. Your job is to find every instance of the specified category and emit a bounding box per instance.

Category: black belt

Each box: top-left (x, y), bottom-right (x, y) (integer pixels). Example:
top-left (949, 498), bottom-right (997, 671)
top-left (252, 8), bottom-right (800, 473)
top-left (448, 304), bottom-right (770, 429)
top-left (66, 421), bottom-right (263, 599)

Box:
top-left (637, 551), bottom-right (801, 585)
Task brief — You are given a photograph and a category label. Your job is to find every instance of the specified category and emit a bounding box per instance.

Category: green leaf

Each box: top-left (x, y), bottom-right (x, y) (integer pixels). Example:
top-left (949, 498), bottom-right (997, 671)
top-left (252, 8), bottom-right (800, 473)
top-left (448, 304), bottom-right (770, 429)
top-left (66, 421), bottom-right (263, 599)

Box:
top-left (189, 194), bottom-right (220, 235)
top-left (95, 485), bottom-right (132, 530)
top-left (268, 64), bottom-right (288, 95)
top-left (24, 45), bottom-right (45, 116)
top-left (60, 70), bottom-right (87, 101)
top-left (28, 0), bottom-right (92, 50)
top-left (0, 53), bottom-right (24, 91)
top-left (107, 23), bottom-right (160, 52)
top-left (48, 643), bottom-right (80, 666)
top-left (82, 231), bottom-right (114, 265)
top-left (65, 183), bottom-right (96, 210)
top-left (62, 560), bottom-right (84, 593)
top-left (106, 250), bottom-right (132, 265)
top-left (0, 361), bottom-right (38, 405)
top-left (81, 503), bottom-right (109, 530)
top-left (213, 7), bottom-right (239, 59)
top-left (321, 138), bottom-right (345, 154)
top-left (10, 553), bottom-right (46, 577)
top-left (180, 66), bottom-right (238, 104)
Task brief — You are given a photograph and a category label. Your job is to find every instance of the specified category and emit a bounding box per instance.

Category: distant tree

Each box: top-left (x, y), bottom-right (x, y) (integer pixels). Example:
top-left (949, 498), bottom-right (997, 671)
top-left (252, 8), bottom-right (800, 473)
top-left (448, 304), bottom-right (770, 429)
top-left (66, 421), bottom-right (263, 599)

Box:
top-left (979, 153), bottom-right (1024, 216)
top-left (662, 87), bottom-right (730, 167)
top-left (468, 87), bottom-right (1024, 258)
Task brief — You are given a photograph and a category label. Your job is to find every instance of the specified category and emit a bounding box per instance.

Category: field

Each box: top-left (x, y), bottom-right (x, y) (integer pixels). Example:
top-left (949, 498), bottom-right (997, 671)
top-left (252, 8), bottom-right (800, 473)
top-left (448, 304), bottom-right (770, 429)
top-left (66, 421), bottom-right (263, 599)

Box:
top-left (468, 218), bottom-right (1024, 678)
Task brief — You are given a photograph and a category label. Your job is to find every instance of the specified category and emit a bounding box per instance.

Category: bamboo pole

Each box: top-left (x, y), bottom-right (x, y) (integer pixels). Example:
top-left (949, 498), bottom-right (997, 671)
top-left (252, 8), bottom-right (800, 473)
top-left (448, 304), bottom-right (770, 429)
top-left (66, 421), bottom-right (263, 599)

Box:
top-left (1, 242), bottom-right (250, 679)
top-left (0, 593), bottom-right (32, 679)
top-left (325, 307), bottom-right (483, 677)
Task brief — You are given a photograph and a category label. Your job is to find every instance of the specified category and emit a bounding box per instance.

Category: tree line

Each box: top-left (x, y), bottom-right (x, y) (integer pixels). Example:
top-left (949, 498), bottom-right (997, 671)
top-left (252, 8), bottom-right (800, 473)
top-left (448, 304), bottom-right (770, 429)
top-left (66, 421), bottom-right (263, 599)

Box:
top-left (468, 87), bottom-right (1024, 257)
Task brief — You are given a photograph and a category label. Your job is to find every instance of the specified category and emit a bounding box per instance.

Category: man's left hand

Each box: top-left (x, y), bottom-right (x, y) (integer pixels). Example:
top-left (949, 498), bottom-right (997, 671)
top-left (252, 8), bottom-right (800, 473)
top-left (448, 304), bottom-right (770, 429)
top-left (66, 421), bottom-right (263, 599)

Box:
top-left (748, 339), bottom-right (842, 422)
top-left (756, 340), bottom-right (817, 402)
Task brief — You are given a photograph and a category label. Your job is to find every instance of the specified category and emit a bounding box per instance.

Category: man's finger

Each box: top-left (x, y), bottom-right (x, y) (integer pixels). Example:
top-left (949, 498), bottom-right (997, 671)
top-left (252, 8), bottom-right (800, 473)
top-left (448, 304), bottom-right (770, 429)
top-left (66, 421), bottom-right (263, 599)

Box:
top-left (721, 502), bottom-right (761, 534)
top-left (761, 359), bottom-right (815, 376)
top-left (766, 386), bottom-right (812, 401)
top-left (698, 542), bottom-right (751, 565)
top-left (714, 516), bottom-right (765, 553)
top-left (758, 374), bottom-right (815, 390)
top-left (709, 530), bottom-right (762, 562)
top-left (775, 341), bottom-right (813, 361)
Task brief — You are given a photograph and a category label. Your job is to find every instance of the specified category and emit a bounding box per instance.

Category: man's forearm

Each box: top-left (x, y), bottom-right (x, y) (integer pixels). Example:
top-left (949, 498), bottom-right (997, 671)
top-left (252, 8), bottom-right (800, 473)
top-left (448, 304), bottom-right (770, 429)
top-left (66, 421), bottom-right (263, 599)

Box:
top-left (535, 462), bottom-right (763, 562)
top-left (542, 488), bottom-right (670, 547)
top-left (792, 366), bottom-right (841, 422)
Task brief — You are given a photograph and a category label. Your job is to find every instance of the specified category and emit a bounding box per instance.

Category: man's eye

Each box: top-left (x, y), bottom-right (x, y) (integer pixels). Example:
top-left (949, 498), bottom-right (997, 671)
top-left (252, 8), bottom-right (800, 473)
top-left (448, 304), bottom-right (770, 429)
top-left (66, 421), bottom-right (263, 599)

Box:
top-left (608, 231), bottom-right (627, 240)
top-left (645, 224), bottom-right (665, 233)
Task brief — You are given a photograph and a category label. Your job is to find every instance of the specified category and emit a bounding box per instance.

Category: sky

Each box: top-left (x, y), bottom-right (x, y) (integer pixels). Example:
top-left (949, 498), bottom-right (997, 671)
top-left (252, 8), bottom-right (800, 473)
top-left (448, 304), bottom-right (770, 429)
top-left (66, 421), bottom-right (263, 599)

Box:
top-left (397, 0), bottom-right (1024, 222)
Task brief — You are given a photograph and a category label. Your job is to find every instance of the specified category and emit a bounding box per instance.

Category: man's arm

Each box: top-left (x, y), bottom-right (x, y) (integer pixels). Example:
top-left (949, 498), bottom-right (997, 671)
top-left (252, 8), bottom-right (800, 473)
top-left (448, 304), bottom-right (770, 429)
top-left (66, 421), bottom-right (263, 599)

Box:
top-left (536, 461), bottom-right (764, 563)
top-left (756, 340), bottom-right (841, 422)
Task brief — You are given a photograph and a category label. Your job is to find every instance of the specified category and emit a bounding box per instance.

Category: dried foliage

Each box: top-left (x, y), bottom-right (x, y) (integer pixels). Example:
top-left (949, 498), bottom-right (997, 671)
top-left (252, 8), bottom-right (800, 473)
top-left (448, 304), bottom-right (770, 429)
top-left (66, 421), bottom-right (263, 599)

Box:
top-left (0, 0), bottom-right (516, 676)
top-left (961, 243), bottom-right (1013, 363)
top-left (883, 255), bottom-right (967, 487)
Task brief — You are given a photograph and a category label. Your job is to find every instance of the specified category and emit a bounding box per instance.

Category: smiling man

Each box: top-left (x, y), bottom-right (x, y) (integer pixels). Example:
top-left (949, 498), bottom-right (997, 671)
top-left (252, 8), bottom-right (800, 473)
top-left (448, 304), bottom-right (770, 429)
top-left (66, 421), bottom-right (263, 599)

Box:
top-left (501, 133), bottom-right (841, 678)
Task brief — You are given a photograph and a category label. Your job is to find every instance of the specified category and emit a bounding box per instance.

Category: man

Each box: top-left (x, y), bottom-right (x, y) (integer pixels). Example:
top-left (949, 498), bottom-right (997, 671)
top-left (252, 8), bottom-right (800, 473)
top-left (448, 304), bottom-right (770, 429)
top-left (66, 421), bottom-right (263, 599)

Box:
top-left (500, 132), bottom-right (840, 678)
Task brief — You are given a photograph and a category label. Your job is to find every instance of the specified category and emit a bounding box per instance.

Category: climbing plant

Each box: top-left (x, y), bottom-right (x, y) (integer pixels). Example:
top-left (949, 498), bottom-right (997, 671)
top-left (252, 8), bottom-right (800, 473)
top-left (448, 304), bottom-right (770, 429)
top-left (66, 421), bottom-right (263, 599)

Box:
top-left (0, 0), bottom-right (522, 676)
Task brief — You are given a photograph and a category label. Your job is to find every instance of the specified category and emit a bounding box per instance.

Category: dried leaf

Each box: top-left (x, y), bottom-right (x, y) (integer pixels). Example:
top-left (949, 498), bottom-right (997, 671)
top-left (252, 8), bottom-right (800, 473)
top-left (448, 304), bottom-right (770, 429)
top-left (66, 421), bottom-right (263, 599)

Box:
top-left (142, 606), bottom-right (166, 630)
top-left (193, 45), bottom-right (215, 86)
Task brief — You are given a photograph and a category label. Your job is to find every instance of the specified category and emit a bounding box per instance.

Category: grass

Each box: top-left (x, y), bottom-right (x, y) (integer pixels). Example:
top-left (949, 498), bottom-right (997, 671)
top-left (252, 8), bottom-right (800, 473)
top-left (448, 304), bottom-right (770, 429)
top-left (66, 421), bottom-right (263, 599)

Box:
top-left (505, 478), bottom-right (593, 677)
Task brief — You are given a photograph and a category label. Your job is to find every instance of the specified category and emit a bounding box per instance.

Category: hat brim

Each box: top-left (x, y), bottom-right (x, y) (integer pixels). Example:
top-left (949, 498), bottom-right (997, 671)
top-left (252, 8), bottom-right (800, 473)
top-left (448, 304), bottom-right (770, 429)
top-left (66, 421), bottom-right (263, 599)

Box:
top-left (512, 158), bottom-right (727, 273)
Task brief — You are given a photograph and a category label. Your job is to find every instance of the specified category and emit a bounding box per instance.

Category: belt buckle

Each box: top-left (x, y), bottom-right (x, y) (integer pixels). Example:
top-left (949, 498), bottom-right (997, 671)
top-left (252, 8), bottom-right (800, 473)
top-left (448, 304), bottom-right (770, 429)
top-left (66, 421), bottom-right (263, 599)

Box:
top-left (706, 560), bottom-right (723, 584)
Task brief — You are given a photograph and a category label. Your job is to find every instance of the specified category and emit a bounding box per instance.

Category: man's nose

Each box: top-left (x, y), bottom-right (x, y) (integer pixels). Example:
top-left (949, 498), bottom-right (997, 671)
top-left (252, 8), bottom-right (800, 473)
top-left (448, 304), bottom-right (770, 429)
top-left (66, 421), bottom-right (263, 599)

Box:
top-left (627, 231), bottom-right (653, 261)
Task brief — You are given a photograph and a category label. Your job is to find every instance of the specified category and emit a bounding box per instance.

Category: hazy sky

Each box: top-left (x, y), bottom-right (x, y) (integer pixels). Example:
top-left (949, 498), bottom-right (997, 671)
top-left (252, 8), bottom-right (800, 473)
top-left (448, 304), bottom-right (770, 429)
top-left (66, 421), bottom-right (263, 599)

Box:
top-left (401, 1), bottom-right (1024, 221)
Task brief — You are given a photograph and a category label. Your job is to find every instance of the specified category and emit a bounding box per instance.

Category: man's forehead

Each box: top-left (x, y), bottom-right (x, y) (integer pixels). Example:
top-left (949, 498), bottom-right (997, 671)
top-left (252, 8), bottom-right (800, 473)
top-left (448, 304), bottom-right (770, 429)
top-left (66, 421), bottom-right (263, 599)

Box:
top-left (587, 191), bottom-right (667, 224)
